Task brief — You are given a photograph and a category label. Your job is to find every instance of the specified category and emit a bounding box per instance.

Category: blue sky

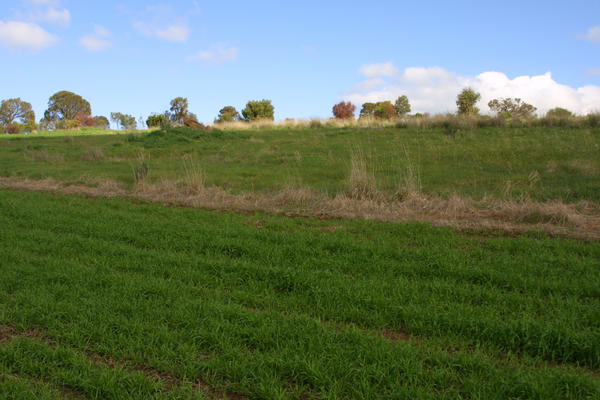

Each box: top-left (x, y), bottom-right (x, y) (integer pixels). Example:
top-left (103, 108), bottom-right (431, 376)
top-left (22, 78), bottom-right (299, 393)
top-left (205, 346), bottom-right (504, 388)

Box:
top-left (1, 0), bottom-right (599, 125)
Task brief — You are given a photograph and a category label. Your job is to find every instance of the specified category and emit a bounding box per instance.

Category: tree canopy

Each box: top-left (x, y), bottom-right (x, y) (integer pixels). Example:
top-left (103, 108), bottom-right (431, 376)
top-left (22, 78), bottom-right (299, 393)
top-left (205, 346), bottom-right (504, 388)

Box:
top-left (332, 101), bottom-right (356, 119)
top-left (241, 100), bottom-right (274, 121)
top-left (110, 112), bottom-right (136, 130)
top-left (0, 98), bottom-right (35, 127)
top-left (394, 96), bottom-right (411, 116)
top-left (488, 98), bottom-right (537, 119)
top-left (169, 97), bottom-right (189, 125)
top-left (456, 88), bottom-right (481, 115)
top-left (44, 91), bottom-right (91, 122)
top-left (216, 106), bottom-right (240, 123)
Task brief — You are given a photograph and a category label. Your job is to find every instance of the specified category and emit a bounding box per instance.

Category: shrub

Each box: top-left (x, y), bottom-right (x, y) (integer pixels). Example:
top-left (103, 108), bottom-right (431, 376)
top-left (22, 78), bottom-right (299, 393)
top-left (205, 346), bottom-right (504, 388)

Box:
top-left (65, 119), bottom-right (81, 130)
top-left (309, 119), bottom-right (323, 129)
top-left (585, 113), bottom-right (600, 128)
top-left (146, 114), bottom-right (170, 129)
top-left (332, 101), bottom-right (356, 119)
top-left (215, 106), bottom-right (240, 123)
top-left (456, 88), bottom-right (481, 115)
top-left (5, 122), bottom-right (21, 134)
top-left (75, 113), bottom-right (96, 127)
top-left (242, 100), bottom-right (274, 121)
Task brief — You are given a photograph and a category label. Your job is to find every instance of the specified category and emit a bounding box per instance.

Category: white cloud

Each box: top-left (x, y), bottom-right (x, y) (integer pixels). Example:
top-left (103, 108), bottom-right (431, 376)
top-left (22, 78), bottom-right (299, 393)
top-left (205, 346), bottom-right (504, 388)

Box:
top-left (134, 21), bottom-right (190, 42)
top-left (580, 26), bottom-right (600, 43)
top-left (359, 62), bottom-right (400, 77)
top-left (79, 25), bottom-right (111, 51)
top-left (156, 24), bottom-right (190, 42)
top-left (0, 20), bottom-right (58, 51)
top-left (343, 63), bottom-right (600, 115)
top-left (188, 43), bottom-right (239, 64)
top-left (40, 7), bottom-right (70, 27)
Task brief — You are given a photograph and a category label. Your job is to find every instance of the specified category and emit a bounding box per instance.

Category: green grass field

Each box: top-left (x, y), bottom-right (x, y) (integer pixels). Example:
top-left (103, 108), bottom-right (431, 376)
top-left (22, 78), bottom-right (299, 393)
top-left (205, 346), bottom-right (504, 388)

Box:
top-left (1, 189), bottom-right (599, 399)
top-left (1, 125), bottom-right (599, 202)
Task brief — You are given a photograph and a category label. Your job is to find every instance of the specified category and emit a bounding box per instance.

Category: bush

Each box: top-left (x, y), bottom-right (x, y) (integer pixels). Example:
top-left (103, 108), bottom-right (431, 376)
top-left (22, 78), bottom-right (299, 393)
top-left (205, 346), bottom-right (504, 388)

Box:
top-left (5, 122), bottom-right (21, 134)
top-left (75, 113), bottom-right (96, 127)
top-left (146, 114), bottom-right (171, 129)
top-left (242, 100), bottom-right (274, 121)
top-left (585, 113), bottom-right (600, 128)
top-left (309, 119), bottom-right (323, 129)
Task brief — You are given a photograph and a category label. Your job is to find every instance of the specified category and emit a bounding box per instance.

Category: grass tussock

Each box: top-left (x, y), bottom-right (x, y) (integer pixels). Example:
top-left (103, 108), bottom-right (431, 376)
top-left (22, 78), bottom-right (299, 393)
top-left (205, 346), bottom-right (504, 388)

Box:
top-left (1, 177), bottom-right (598, 240)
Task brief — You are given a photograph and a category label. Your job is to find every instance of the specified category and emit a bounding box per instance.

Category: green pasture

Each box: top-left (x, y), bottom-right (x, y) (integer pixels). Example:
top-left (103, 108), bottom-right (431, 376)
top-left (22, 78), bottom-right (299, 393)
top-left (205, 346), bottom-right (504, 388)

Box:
top-left (0, 189), bottom-right (599, 399)
top-left (0, 125), bottom-right (598, 201)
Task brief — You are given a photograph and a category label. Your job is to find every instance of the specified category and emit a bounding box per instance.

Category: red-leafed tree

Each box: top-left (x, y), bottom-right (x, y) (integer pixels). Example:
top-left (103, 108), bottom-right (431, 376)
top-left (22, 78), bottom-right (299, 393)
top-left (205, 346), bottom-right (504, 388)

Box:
top-left (75, 113), bottom-right (97, 127)
top-left (332, 101), bottom-right (356, 119)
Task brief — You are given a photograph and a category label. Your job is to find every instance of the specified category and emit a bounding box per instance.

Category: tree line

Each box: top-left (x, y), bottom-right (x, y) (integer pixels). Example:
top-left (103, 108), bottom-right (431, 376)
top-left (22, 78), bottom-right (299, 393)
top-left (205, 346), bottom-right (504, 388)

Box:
top-left (0, 88), bottom-right (589, 134)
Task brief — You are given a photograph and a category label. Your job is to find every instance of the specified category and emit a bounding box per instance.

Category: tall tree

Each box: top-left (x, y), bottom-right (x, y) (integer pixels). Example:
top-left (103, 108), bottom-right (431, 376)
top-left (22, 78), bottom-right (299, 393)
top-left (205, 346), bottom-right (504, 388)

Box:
top-left (456, 88), bottom-right (481, 115)
top-left (44, 91), bottom-right (91, 122)
top-left (241, 100), bottom-right (274, 121)
top-left (169, 97), bottom-right (189, 125)
top-left (0, 98), bottom-right (35, 127)
top-left (394, 95), bottom-right (411, 116)
top-left (110, 112), bottom-right (136, 130)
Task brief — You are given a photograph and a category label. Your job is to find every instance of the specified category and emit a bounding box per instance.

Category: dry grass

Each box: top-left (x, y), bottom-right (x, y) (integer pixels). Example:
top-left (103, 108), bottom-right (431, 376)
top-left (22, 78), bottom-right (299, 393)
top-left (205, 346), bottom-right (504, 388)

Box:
top-left (1, 176), bottom-right (598, 240)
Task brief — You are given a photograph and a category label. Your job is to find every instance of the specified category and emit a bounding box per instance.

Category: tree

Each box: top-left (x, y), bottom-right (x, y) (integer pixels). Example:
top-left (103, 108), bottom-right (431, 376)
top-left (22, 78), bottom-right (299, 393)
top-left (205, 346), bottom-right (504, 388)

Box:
top-left (215, 106), bottom-right (240, 123)
top-left (74, 113), bottom-right (96, 127)
top-left (0, 98), bottom-right (35, 129)
top-left (110, 112), bottom-right (136, 130)
top-left (359, 103), bottom-right (377, 118)
top-left (241, 100), bottom-right (274, 121)
top-left (456, 88), bottom-right (481, 115)
top-left (94, 116), bottom-right (109, 129)
top-left (488, 98), bottom-right (537, 119)
top-left (374, 101), bottom-right (396, 119)
top-left (44, 91), bottom-right (91, 123)
top-left (146, 113), bottom-right (170, 129)
top-left (394, 95), bottom-right (411, 116)
top-left (546, 107), bottom-right (573, 119)
top-left (332, 101), bottom-right (356, 119)
top-left (169, 97), bottom-right (189, 125)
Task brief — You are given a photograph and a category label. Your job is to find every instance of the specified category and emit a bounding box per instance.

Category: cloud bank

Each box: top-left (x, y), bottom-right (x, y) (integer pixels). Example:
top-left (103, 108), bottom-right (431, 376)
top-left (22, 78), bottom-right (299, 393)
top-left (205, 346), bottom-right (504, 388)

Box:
top-left (0, 20), bottom-right (58, 50)
top-left (344, 63), bottom-right (600, 115)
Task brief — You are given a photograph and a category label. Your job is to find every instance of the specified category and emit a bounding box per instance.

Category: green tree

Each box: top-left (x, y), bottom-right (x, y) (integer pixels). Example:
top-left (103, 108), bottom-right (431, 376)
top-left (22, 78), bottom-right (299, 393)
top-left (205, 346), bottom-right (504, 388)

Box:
top-left (169, 97), bottom-right (189, 125)
top-left (110, 112), bottom-right (136, 130)
top-left (374, 101), bottom-right (397, 119)
top-left (456, 88), bottom-right (481, 115)
top-left (394, 95), bottom-right (411, 116)
top-left (44, 91), bottom-right (91, 123)
top-left (0, 98), bottom-right (35, 130)
top-left (488, 98), bottom-right (537, 119)
top-left (359, 103), bottom-right (377, 118)
top-left (215, 106), bottom-right (240, 123)
top-left (146, 113), bottom-right (170, 128)
top-left (241, 100), bottom-right (274, 121)
top-left (94, 116), bottom-right (109, 129)
top-left (546, 107), bottom-right (573, 119)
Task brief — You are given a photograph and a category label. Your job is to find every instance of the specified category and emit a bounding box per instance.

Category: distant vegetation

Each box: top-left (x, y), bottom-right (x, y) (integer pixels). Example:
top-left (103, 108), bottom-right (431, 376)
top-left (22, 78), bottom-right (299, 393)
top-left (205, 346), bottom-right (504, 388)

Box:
top-left (1, 87), bottom-right (599, 134)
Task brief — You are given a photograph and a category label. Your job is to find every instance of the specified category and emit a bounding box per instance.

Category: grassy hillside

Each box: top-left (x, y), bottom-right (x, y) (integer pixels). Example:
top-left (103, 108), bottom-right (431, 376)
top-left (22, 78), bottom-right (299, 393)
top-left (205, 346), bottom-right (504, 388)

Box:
top-left (1, 190), bottom-right (599, 399)
top-left (0, 125), bottom-right (598, 202)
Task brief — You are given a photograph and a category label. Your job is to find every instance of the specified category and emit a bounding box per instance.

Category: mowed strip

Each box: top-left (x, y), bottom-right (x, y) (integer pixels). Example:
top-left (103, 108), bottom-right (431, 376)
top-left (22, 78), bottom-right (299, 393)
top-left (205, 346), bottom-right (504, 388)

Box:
top-left (0, 189), bottom-right (599, 399)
